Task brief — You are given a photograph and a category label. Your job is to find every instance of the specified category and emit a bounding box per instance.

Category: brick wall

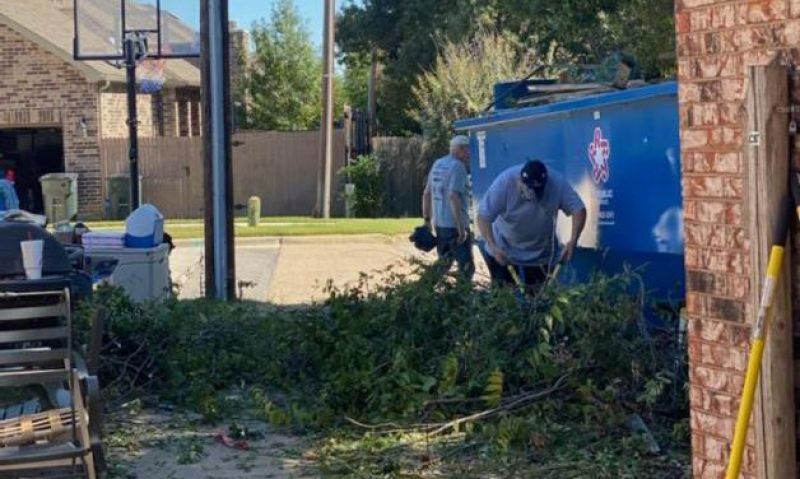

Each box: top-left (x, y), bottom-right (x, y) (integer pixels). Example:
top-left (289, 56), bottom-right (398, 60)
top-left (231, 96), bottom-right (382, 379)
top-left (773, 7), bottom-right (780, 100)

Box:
top-left (676, 0), bottom-right (799, 477)
top-left (99, 87), bottom-right (157, 139)
top-left (0, 21), bottom-right (102, 217)
top-left (98, 85), bottom-right (196, 139)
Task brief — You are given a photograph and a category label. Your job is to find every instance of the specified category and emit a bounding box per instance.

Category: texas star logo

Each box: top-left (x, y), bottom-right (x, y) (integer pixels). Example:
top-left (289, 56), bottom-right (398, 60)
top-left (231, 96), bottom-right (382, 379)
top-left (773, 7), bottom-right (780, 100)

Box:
top-left (587, 127), bottom-right (610, 184)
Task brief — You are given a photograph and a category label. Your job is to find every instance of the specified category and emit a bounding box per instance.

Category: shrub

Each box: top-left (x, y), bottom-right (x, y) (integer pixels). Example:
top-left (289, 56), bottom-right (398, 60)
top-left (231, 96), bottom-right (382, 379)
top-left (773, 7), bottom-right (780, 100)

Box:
top-left (78, 264), bottom-right (689, 475)
top-left (341, 154), bottom-right (384, 218)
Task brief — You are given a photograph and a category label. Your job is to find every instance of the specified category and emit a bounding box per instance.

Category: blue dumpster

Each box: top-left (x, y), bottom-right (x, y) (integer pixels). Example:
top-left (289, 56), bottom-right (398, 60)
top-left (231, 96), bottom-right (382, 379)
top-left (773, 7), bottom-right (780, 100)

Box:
top-left (455, 81), bottom-right (684, 312)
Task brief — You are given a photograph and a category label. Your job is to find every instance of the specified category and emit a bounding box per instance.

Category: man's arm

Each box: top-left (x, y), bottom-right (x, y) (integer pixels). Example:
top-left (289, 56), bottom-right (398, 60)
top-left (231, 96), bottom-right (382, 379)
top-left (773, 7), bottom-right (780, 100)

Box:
top-left (558, 180), bottom-right (587, 263)
top-left (478, 215), bottom-right (509, 265)
top-left (477, 173), bottom-right (510, 264)
top-left (570, 208), bottom-right (587, 244)
top-left (422, 184), bottom-right (432, 227)
top-left (560, 207), bottom-right (586, 263)
top-left (446, 164), bottom-right (469, 242)
top-left (477, 215), bottom-right (495, 250)
top-left (449, 191), bottom-right (466, 243)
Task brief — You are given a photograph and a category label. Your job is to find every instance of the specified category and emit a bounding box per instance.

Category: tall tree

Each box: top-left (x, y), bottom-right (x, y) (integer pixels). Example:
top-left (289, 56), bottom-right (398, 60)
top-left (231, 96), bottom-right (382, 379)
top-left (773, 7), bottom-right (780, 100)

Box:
top-left (337, 0), bottom-right (675, 134)
top-left (341, 53), bottom-right (370, 112)
top-left (246, 0), bottom-right (321, 131)
top-left (413, 30), bottom-right (532, 153)
top-left (337, 0), bottom-right (473, 134)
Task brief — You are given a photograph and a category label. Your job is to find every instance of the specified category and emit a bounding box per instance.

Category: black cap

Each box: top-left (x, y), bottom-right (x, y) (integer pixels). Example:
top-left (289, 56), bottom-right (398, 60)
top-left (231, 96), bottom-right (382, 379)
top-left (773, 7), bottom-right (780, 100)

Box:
top-left (521, 160), bottom-right (548, 194)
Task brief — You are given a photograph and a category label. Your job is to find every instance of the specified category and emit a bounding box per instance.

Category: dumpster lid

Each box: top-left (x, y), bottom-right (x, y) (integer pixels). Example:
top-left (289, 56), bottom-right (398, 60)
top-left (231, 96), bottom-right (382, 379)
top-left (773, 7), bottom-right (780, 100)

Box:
top-left (454, 81), bottom-right (677, 131)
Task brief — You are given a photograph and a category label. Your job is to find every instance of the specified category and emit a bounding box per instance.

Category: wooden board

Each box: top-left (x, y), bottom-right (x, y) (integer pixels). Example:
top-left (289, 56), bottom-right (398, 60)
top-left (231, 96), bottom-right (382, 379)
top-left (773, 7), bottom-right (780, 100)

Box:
top-left (746, 56), bottom-right (797, 478)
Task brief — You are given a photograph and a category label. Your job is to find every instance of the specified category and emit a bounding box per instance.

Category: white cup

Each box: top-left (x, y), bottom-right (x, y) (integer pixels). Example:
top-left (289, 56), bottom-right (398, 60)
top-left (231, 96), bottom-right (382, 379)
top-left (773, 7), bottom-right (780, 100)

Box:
top-left (20, 240), bottom-right (44, 280)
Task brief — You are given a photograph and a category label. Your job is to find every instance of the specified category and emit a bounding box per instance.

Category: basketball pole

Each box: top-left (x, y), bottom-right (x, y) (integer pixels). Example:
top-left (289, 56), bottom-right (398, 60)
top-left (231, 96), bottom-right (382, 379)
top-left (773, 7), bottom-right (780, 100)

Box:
top-left (124, 36), bottom-right (141, 211)
top-left (201, 0), bottom-right (236, 300)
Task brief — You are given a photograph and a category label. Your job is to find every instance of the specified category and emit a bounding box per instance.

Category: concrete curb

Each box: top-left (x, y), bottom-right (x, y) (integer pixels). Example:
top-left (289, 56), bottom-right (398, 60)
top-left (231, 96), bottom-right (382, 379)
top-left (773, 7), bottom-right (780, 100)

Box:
top-left (174, 234), bottom-right (406, 247)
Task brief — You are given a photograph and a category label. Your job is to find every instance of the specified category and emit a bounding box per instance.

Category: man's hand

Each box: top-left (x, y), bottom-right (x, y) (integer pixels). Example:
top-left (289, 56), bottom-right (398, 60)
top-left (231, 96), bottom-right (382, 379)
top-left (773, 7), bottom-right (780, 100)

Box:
top-left (457, 228), bottom-right (468, 245)
top-left (560, 240), bottom-right (577, 264)
top-left (491, 244), bottom-right (509, 266)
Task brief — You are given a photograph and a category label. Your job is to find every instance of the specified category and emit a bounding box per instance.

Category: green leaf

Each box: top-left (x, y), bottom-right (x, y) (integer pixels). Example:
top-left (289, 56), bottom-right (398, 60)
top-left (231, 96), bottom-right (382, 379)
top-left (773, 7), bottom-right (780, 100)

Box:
top-left (551, 305), bottom-right (563, 324)
top-left (545, 314), bottom-right (554, 331)
top-left (439, 354), bottom-right (459, 394)
top-left (483, 368), bottom-right (504, 408)
top-left (540, 327), bottom-right (551, 343)
top-left (421, 376), bottom-right (437, 393)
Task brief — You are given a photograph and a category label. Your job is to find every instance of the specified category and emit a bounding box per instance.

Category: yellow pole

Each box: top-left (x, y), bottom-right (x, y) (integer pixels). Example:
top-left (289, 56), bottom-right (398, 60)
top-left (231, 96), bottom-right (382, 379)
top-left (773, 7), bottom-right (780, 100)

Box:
top-left (726, 245), bottom-right (785, 479)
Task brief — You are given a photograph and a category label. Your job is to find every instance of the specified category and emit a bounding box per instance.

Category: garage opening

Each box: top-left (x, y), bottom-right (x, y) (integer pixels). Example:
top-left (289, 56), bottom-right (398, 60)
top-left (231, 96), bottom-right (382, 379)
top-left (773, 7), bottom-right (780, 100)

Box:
top-left (0, 128), bottom-right (65, 213)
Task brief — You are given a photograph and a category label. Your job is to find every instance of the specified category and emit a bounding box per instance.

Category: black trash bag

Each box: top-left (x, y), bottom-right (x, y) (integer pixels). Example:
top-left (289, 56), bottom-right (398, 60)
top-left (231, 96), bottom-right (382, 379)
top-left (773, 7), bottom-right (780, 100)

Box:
top-left (409, 225), bottom-right (436, 253)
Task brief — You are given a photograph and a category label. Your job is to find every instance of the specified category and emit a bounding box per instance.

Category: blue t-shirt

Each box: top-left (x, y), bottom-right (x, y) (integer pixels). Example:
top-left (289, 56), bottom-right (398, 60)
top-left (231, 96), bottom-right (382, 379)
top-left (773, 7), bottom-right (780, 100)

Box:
top-left (0, 180), bottom-right (19, 211)
top-left (478, 164), bottom-right (584, 266)
top-left (427, 155), bottom-right (469, 229)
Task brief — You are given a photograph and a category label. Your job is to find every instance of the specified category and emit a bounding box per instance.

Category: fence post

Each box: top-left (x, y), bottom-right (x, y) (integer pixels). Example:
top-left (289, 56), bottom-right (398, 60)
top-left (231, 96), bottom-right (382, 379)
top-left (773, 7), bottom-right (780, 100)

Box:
top-left (744, 56), bottom-right (795, 479)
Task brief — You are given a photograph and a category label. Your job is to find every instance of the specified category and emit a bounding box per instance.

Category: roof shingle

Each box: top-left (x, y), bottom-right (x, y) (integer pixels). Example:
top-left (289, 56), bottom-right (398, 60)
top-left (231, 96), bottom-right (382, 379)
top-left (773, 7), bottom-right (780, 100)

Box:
top-left (0, 0), bottom-right (200, 86)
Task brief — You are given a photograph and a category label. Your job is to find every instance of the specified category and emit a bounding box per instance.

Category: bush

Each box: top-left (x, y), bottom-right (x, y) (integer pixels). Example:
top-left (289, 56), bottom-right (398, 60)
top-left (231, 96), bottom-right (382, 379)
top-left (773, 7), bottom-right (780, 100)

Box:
top-left (78, 265), bottom-right (689, 475)
top-left (341, 154), bottom-right (384, 218)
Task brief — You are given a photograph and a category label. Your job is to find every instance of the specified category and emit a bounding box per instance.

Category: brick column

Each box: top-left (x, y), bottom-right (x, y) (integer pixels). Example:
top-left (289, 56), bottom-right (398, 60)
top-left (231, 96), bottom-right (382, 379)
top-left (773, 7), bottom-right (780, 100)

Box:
top-left (160, 88), bottom-right (179, 137)
top-left (676, 0), bottom-right (800, 477)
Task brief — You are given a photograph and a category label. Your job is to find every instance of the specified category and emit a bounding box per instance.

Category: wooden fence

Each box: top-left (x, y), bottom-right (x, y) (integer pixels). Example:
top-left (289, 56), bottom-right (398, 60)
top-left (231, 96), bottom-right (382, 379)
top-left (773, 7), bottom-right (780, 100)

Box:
top-left (372, 136), bottom-right (437, 217)
top-left (99, 130), bottom-right (346, 218)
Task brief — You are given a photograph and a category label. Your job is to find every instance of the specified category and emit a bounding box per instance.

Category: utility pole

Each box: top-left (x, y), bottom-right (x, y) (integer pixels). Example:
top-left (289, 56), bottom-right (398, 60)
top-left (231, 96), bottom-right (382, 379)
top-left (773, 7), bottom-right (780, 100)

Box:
top-left (201, 0), bottom-right (236, 300)
top-left (318, 0), bottom-right (335, 218)
top-left (367, 45), bottom-right (378, 137)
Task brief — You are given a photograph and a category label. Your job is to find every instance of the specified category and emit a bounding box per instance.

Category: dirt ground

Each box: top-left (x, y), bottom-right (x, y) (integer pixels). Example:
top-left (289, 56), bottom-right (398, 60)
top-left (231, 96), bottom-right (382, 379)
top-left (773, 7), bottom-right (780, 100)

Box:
top-left (106, 408), bottom-right (317, 479)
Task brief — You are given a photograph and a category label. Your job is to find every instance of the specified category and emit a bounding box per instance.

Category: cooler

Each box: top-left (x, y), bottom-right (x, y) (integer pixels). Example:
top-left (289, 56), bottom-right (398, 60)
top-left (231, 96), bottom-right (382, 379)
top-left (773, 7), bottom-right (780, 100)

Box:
top-left (84, 244), bottom-right (171, 302)
top-left (125, 204), bottom-right (164, 248)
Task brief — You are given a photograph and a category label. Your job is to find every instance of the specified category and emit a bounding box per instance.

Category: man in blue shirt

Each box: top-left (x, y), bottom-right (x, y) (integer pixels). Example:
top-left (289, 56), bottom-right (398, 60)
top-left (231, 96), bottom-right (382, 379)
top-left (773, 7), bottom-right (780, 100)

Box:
top-left (422, 135), bottom-right (474, 279)
top-left (0, 169), bottom-right (19, 212)
top-left (477, 160), bottom-right (586, 290)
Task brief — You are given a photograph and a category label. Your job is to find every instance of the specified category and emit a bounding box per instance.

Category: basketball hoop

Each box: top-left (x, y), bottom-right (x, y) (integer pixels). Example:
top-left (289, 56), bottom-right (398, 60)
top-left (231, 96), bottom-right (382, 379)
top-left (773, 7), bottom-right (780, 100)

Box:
top-left (138, 57), bottom-right (166, 93)
top-left (73, 0), bottom-right (200, 210)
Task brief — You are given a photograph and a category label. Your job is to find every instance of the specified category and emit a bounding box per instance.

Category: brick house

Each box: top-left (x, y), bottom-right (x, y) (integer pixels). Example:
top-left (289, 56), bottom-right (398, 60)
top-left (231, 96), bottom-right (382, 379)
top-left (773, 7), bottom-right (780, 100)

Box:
top-left (676, 0), bottom-right (800, 477)
top-left (0, 0), bottom-right (203, 218)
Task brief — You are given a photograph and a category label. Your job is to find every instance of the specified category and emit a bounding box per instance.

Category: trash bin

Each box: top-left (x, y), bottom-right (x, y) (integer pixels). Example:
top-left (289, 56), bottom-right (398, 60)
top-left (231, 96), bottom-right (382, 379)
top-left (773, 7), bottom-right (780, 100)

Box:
top-left (455, 81), bottom-right (684, 320)
top-left (39, 173), bottom-right (79, 224)
top-left (106, 174), bottom-right (143, 220)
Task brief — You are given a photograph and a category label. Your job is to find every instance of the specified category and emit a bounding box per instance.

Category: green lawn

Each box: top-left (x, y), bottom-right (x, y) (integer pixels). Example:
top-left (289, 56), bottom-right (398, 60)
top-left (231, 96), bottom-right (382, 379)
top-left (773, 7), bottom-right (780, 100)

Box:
top-left (86, 217), bottom-right (421, 240)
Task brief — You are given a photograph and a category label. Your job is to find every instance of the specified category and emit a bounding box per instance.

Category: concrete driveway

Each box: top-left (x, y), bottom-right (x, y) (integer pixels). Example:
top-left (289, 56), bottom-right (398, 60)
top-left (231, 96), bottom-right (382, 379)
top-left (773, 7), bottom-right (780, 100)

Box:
top-left (170, 235), bottom-right (429, 303)
top-left (267, 235), bottom-right (422, 304)
top-left (171, 238), bottom-right (281, 301)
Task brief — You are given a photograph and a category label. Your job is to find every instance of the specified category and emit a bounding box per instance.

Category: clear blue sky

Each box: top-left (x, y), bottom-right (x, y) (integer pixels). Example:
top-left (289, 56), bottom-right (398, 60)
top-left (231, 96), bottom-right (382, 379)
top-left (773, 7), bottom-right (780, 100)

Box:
top-left (168, 1), bottom-right (361, 47)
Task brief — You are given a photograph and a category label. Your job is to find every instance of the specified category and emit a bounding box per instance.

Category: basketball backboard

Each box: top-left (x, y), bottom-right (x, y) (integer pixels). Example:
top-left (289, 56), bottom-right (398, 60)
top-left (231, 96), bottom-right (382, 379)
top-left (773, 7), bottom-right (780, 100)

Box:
top-left (73, 0), bottom-right (200, 60)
